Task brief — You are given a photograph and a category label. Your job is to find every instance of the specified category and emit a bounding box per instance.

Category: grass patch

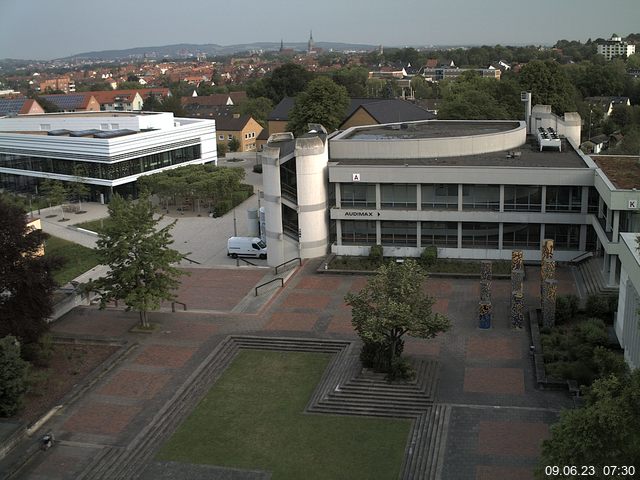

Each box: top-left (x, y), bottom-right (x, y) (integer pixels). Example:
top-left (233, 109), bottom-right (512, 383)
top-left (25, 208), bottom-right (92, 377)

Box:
top-left (330, 256), bottom-right (511, 274)
top-left (75, 217), bottom-right (112, 233)
top-left (44, 235), bottom-right (100, 285)
top-left (158, 350), bottom-right (411, 480)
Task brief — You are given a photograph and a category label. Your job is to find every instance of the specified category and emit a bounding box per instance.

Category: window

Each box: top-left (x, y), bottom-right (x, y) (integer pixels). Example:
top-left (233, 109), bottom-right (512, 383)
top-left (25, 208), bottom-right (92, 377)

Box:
top-left (219, 135), bottom-right (224, 140)
top-left (101, 123), bottom-right (109, 130)
top-left (461, 222), bottom-right (499, 248)
top-left (341, 220), bottom-right (376, 245)
top-left (228, 134), bottom-right (233, 140)
top-left (503, 223), bottom-right (540, 249)
top-left (546, 186), bottom-right (582, 212)
top-left (40, 124), bottom-right (51, 131)
top-left (341, 183), bottom-right (376, 208)
top-left (504, 186), bottom-right (541, 212)
top-left (544, 224), bottom-right (580, 250)
top-left (381, 184), bottom-right (416, 209)
top-left (381, 221), bottom-right (416, 246)
top-left (462, 185), bottom-right (500, 211)
top-left (422, 184), bottom-right (458, 210)
top-left (421, 222), bottom-right (458, 247)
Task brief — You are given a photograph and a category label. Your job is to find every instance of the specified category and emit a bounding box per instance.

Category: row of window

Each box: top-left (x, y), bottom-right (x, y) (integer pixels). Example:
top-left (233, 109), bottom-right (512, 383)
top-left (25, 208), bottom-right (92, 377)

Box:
top-left (340, 220), bottom-right (586, 250)
top-left (0, 144), bottom-right (201, 181)
top-left (340, 184), bottom-right (598, 213)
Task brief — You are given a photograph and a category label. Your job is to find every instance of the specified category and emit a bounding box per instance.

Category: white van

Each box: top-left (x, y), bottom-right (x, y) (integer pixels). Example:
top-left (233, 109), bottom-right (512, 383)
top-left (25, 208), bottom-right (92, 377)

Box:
top-left (227, 237), bottom-right (267, 259)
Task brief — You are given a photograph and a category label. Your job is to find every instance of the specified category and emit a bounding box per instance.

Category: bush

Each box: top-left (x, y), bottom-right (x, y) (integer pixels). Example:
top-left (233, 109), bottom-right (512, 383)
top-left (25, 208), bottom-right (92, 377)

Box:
top-left (387, 356), bottom-right (415, 381)
top-left (21, 334), bottom-right (54, 367)
top-left (586, 294), bottom-right (615, 321)
top-left (369, 244), bottom-right (384, 264)
top-left (593, 346), bottom-right (628, 379)
top-left (575, 318), bottom-right (608, 345)
top-left (420, 245), bottom-right (438, 268)
top-left (253, 163), bottom-right (263, 174)
top-left (0, 336), bottom-right (30, 417)
top-left (215, 199), bottom-right (233, 216)
top-left (217, 142), bottom-right (227, 157)
top-left (555, 295), bottom-right (580, 324)
top-left (231, 190), bottom-right (248, 207)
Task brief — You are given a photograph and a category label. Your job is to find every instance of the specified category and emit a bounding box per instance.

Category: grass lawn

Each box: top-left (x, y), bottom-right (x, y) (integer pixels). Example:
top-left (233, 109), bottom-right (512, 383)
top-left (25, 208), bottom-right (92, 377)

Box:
top-left (44, 235), bottom-right (100, 285)
top-left (157, 350), bottom-right (411, 480)
top-left (75, 217), bottom-right (112, 234)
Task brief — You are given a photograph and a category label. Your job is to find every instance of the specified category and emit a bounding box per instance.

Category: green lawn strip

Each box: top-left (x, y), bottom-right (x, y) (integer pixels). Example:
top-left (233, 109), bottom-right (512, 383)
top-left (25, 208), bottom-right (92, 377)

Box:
top-left (158, 350), bottom-right (411, 480)
top-left (75, 217), bottom-right (112, 233)
top-left (44, 235), bottom-right (100, 285)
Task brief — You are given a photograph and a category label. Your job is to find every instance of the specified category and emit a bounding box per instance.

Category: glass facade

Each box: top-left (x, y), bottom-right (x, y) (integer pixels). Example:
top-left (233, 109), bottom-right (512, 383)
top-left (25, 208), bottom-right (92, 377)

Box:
top-left (461, 222), bottom-right (499, 248)
top-left (381, 184), bottom-right (416, 209)
top-left (544, 224), bottom-right (580, 250)
top-left (341, 183), bottom-right (376, 208)
top-left (504, 185), bottom-right (542, 212)
top-left (381, 221), bottom-right (416, 246)
top-left (341, 220), bottom-right (376, 245)
top-left (421, 184), bottom-right (458, 210)
top-left (0, 145), bottom-right (201, 181)
top-left (462, 185), bottom-right (500, 211)
top-left (420, 221), bottom-right (458, 247)
top-left (503, 223), bottom-right (541, 249)
top-left (279, 160), bottom-right (297, 202)
top-left (546, 186), bottom-right (582, 212)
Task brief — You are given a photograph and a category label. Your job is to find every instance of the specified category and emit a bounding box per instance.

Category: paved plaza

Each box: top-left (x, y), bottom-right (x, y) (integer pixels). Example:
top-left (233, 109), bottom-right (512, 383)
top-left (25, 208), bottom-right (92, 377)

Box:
top-left (0, 255), bottom-right (579, 480)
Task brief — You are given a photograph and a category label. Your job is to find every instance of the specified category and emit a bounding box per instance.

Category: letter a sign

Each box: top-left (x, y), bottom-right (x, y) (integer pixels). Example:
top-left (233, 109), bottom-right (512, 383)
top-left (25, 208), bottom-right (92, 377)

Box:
top-left (352, 173), bottom-right (361, 182)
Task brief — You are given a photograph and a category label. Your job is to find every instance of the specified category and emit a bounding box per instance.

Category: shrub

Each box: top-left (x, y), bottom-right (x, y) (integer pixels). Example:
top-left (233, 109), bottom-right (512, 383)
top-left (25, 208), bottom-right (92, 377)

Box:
top-left (593, 346), bottom-right (628, 379)
top-left (217, 142), bottom-right (227, 157)
top-left (555, 295), bottom-right (580, 324)
top-left (420, 245), bottom-right (438, 268)
top-left (387, 356), bottom-right (415, 381)
top-left (0, 336), bottom-right (30, 417)
top-left (586, 294), bottom-right (615, 321)
top-left (575, 318), bottom-right (608, 345)
top-left (231, 190), bottom-right (248, 207)
top-left (215, 199), bottom-right (233, 215)
top-left (368, 244), bottom-right (384, 264)
top-left (21, 334), bottom-right (54, 367)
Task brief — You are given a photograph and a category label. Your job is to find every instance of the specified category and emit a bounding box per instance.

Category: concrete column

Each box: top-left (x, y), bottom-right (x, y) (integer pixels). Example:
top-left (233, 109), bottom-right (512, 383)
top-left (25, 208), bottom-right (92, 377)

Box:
top-left (416, 221), bottom-right (422, 249)
top-left (261, 147), bottom-right (285, 267)
top-left (458, 184), bottom-right (463, 211)
top-left (539, 224), bottom-right (545, 250)
top-left (598, 196), bottom-right (604, 219)
top-left (416, 184), bottom-right (422, 211)
top-left (541, 186), bottom-right (547, 214)
top-left (609, 255), bottom-right (618, 286)
top-left (602, 253), bottom-right (610, 276)
top-left (579, 224), bottom-right (587, 251)
top-left (581, 186), bottom-right (589, 214)
top-left (613, 210), bottom-right (620, 241)
top-left (335, 183), bottom-right (341, 208)
top-left (375, 184), bottom-right (381, 210)
top-left (376, 220), bottom-right (381, 245)
top-left (457, 222), bottom-right (462, 249)
top-left (499, 185), bottom-right (505, 213)
top-left (498, 223), bottom-right (504, 251)
top-left (606, 205), bottom-right (612, 232)
top-left (336, 220), bottom-right (342, 246)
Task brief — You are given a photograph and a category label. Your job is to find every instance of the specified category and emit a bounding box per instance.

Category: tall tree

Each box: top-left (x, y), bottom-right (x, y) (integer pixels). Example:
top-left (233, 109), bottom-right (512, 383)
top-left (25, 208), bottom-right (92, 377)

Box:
top-left (237, 96), bottom-right (273, 128)
top-left (344, 259), bottom-right (450, 377)
top-left (89, 193), bottom-right (186, 328)
top-left (69, 165), bottom-right (90, 211)
top-left (0, 336), bottom-right (30, 417)
top-left (247, 64), bottom-right (313, 104)
top-left (518, 60), bottom-right (577, 114)
top-left (40, 179), bottom-right (69, 220)
top-left (0, 199), bottom-right (60, 347)
top-left (287, 77), bottom-right (349, 135)
top-left (333, 67), bottom-right (369, 98)
top-left (536, 369), bottom-right (640, 477)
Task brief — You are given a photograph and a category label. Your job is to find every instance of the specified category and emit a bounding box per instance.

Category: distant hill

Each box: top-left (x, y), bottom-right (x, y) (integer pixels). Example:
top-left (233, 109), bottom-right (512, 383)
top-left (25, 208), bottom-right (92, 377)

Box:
top-left (59, 42), bottom-right (380, 61)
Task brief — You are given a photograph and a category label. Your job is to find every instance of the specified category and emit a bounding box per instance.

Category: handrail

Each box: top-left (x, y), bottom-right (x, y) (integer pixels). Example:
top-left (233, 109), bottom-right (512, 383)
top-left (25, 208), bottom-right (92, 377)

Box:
top-left (255, 277), bottom-right (284, 296)
top-left (275, 257), bottom-right (302, 275)
top-left (171, 301), bottom-right (187, 312)
top-left (570, 251), bottom-right (593, 264)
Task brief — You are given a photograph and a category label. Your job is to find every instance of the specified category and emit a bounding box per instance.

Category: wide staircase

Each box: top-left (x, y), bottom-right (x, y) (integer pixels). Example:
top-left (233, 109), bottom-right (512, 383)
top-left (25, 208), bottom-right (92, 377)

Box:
top-left (77, 336), bottom-right (449, 480)
top-left (576, 257), bottom-right (618, 297)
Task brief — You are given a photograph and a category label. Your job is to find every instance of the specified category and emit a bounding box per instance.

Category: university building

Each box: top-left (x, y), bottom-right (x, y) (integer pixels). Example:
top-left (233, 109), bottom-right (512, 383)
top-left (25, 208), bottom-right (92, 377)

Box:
top-left (260, 100), bottom-right (640, 369)
top-left (0, 111), bottom-right (217, 201)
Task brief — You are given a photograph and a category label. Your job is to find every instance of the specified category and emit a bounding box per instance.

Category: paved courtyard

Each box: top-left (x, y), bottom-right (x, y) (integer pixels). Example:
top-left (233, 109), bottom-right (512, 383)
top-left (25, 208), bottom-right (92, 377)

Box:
top-left (4, 259), bottom-right (578, 480)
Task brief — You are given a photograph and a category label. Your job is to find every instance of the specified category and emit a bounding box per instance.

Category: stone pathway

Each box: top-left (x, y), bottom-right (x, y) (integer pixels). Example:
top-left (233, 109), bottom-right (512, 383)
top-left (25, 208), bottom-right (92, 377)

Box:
top-left (3, 260), bottom-right (579, 480)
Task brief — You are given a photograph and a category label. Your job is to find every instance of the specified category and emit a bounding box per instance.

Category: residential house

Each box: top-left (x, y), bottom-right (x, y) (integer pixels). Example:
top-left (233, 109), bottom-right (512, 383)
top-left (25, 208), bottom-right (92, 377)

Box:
top-left (39, 77), bottom-right (74, 93)
top-left (38, 94), bottom-right (101, 112)
top-left (585, 96), bottom-right (631, 118)
top-left (216, 114), bottom-right (263, 152)
top-left (0, 98), bottom-right (45, 116)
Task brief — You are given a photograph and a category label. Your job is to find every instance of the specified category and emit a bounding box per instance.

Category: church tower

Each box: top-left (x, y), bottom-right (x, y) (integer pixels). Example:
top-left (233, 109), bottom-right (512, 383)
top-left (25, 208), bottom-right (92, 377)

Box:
top-left (307, 30), bottom-right (315, 54)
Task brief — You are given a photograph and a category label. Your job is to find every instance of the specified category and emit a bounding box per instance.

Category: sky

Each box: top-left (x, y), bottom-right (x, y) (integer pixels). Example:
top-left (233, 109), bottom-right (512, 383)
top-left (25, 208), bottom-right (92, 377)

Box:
top-left (0, 0), bottom-right (639, 60)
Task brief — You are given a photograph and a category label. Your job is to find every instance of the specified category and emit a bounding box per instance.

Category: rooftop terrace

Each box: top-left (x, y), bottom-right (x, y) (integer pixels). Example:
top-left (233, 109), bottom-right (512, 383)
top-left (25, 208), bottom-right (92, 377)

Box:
top-left (593, 155), bottom-right (640, 189)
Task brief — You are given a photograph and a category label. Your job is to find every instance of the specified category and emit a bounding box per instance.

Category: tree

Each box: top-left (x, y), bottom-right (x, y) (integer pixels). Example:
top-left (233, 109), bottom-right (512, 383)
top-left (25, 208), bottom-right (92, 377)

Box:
top-left (0, 199), bottom-right (60, 347)
top-left (217, 142), bottom-right (228, 158)
top-left (0, 336), bottom-right (30, 417)
top-left (518, 60), bottom-right (577, 114)
top-left (89, 193), bottom-right (186, 328)
top-left (237, 97), bottom-right (273, 128)
top-left (536, 369), bottom-right (640, 477)
top-left (34, 96), bottom-right (60, 113)
top-left (333, 67), bottom-right (369, 98)
top-left (228, 137), bottom-right (241, 152)
top-left (287, 77), bottom-right (349, 135)
top-left (247, 64), bottom-right (313, 104)
top-left (344, 259), bottom-right (450, 378)
top-left (40, 179), bottom-right (69, 220)
top-left (69, 165), bottom-right (90, 211)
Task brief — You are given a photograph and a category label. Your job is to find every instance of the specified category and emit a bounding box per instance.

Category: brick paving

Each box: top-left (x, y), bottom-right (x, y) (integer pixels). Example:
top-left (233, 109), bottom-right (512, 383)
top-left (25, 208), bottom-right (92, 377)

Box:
top-left (12, 260), bottom-right (581, 480)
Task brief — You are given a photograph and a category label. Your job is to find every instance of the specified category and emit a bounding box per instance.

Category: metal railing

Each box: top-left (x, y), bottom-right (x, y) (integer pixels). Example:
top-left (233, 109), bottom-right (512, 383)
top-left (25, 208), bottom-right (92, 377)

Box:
top-left (275, 257), bottom-right (302, 275)
top-left (255, 277), bottom-right (284, 296)
top-left (171, 301), bottom-right (187, 312)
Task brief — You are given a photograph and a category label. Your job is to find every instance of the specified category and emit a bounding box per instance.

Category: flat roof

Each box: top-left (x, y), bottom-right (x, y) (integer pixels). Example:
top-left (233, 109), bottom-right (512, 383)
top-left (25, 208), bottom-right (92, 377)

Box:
top-left (9, 111), bottom-right (160, 119)
top-left (593, 155), bottom-right (640, 189)
top-left (331, 137), bottom-right (588, 169)
top-left (342, 120), bottom-right (520, 140)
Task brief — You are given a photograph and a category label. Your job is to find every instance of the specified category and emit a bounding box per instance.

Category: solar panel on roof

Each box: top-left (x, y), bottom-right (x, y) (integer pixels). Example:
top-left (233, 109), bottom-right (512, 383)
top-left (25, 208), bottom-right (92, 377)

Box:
top-left (0, 99), bottom-right (27, 116)
top-left (40, 94), bottom-right (85, 110)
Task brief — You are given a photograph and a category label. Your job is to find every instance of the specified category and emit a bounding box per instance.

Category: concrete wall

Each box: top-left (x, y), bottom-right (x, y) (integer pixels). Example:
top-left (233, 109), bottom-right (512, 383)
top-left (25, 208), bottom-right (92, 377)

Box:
top-left (261, 144), bottom-right (288, 266)
top-left (615, 233), bottom-right (640, 369)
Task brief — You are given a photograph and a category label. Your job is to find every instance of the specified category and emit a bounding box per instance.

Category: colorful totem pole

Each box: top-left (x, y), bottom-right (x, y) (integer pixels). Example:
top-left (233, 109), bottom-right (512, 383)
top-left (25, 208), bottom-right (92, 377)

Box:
top-left (479, 260), bottom-right (492, 329)
top-left (510, 250), bottom-right (525, 329)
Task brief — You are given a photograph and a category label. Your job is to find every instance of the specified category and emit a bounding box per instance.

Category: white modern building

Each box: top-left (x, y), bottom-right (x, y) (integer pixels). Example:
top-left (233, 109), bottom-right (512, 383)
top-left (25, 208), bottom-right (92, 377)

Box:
top-left (597, 34), bottom-right (636, 60)
top-left (0, 111), bottom-right (216, 200)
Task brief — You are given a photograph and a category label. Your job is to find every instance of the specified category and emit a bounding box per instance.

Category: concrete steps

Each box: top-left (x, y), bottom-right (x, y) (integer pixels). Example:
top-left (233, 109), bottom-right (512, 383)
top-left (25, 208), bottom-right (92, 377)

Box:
top-left (401, 405), bottom-right (451, 480)
top-left (577, 257), bottom-right (618, 297)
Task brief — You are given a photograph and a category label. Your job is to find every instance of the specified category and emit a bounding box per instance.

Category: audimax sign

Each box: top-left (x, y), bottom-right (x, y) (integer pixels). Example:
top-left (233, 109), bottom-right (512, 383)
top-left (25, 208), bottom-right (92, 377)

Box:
top-left (343, 211), bottom-right (381, 217)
